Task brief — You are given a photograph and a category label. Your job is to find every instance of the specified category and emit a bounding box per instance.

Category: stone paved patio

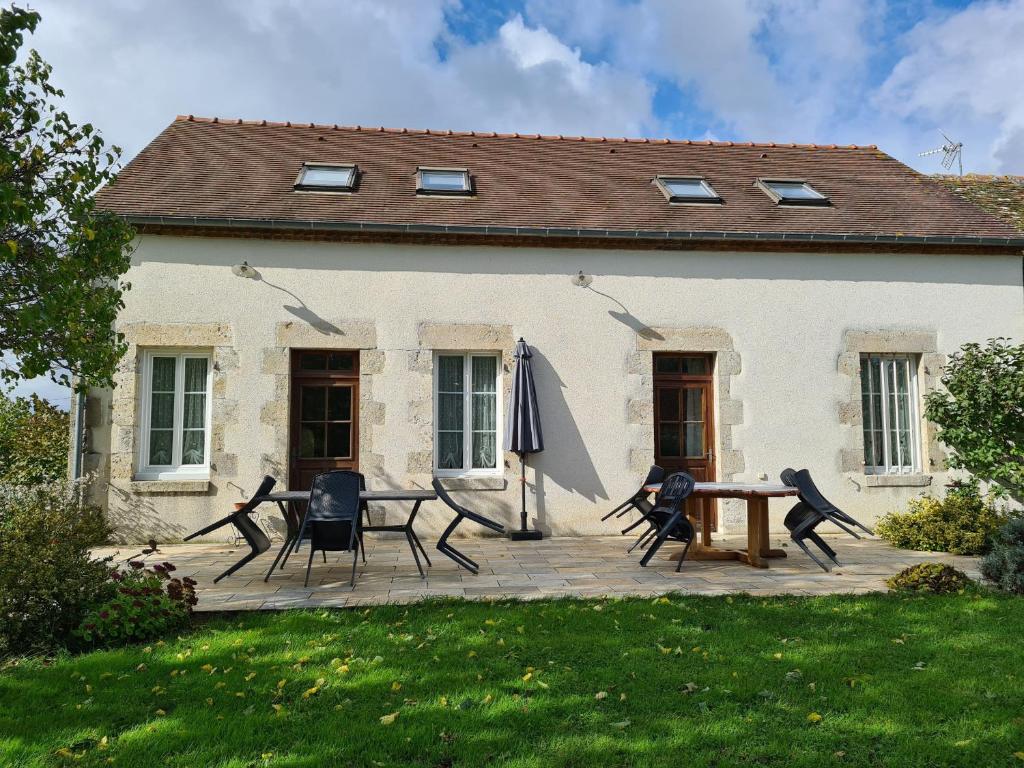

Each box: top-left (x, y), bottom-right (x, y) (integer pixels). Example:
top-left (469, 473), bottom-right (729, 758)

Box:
top-left (95, 535), bottom-right (981, 612)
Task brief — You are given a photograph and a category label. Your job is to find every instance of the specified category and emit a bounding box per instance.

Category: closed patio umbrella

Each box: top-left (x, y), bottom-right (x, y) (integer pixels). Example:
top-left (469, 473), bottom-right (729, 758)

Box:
top-left (504, 337), bottom-right (545, 541)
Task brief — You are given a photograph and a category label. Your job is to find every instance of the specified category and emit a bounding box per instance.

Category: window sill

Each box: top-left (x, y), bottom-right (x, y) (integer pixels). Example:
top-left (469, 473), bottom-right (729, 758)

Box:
top-left (129, 479), bottom-right (211, 494)
top-left (863, 474), bottom-right (932, 488)
top-left (434, 475), bottom-right (507, 491)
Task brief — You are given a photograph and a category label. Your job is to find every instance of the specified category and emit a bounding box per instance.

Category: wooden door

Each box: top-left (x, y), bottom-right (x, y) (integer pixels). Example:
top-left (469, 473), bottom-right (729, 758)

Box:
top-left (653, 353), bottom-right (717, 527)
top-left (289, 350), bottom-right (359, 492)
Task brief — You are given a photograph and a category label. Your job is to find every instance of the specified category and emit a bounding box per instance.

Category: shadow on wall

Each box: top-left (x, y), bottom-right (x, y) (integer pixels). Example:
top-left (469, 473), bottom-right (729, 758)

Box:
top-left (527, 348), bottom-right (608, 535)
top-left (106, 484), bottom-right (200, 544)
top-left (584, 285), bottom-right (664, 341)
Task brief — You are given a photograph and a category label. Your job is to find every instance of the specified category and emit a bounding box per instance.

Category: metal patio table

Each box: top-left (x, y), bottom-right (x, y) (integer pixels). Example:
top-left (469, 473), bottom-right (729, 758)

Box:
top-left (257, 488), bottom-right (438, 579)
top-left (643, 481), bottom-right (798, 568)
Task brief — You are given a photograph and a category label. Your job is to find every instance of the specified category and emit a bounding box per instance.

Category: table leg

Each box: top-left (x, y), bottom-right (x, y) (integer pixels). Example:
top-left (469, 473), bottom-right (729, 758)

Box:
top-left (701, 497), bottom-right (712, 547)
top-left (744, 497), bottom-right (769, 568)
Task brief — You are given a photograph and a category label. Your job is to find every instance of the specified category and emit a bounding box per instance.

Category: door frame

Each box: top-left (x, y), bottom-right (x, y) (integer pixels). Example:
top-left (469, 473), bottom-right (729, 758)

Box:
top-left (652, 351), bottom-right (718, 527)
top-left (288, 349), bottom-right (360, 491)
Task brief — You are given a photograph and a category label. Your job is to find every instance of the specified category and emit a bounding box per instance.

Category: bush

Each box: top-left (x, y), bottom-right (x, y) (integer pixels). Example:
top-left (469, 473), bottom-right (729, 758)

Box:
top-left (74, 558), bottom-right (197, 648)
top-left (886, 562), bottom-right (971, 594)
top-left (876, 482), bottom-right (1010, 555)
top-left (0, 483), bottom-right (112, 656)
top-left (980, 518), bottom-right (1024, 594)
top-left (0, 393), bottom-right (69, 486)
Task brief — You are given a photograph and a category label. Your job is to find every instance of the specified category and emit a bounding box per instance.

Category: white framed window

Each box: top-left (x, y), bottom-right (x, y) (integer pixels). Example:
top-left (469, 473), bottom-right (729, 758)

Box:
top-left (136, 350), bottom-right (213, 480)
top-left (860, 354), bottom-right (921, 475)
top-left (433, 352), bottom-right (501, 476)
top-left (654, 176), bottom-right (722, 204)
top-left (294, 163), bottom-right (358, 191)
top-left (416, 167), bottom-right (472, 195)
top-left (756, 178), bottom-right (830, 206)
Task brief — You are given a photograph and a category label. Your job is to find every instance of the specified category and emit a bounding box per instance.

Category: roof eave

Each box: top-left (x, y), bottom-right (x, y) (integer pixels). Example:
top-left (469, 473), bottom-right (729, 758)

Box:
top-left (119, 214), bottom-right (1024, 249)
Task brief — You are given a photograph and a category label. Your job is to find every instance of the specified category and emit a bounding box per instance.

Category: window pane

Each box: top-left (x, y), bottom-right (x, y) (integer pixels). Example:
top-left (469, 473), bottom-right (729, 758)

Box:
top-left (151, 357), bottom-right (176, 391)
top-left (328, 387), bottom-right (352, 421)
top-left (472, 432), bottom-right (496, 469)
top-left (437, 393), bottom-right (463, 431)
top-left (659, 424), bottom-right (681, 457)
top-left (328, 352), bottom-right (355, 371)
top-left (421, 169), bottom-right (468, 191)
top-left (183, 393), bottom-right (205, 429)
top-left (299, 165), bottom-right (355, 188)
top-left (658, 388), bottom-right (679, 421)
top-left (301, 386), bottom-right (326, 421)
top-left (681, 357), bottom-right (708, 375)
top-left (327, 423), bottom-right (352, 458)
top-left (663, 178), bottom-right (715, 198)
top-left (684, 388), bottom-right (703, 420)
top-left (148, 430), bottom-right (173, 465)
top-left (150, 393), bottom-right (175, 429)
top-left (684, 423), bottom-right (705, 458)
top-left (471, 356), bottom-right (497, 393)
top-left (655, 356), bottom-right (681, 373)
top-left (765, 180), bottom-right (825, 199)
top-left (472, 394), bottom-right (496, 432)
top-left (437, 356), bottom-right (464, 391)
top-left (184, 358), bottom-right (207, 392)
top-left (182, 430), bottom-right (205, 465)
top-left (300, 424), bottom-right (325, 458)
top-left (437, 432), bottom-right (463, 469)
top-left (299, 352), bottom-right (327, 370)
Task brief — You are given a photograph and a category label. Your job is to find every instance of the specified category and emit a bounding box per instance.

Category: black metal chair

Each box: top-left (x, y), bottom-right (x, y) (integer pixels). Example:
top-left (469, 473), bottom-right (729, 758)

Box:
top-left (295, 470), bottom-right (365, 588)
top-left (638, 471), bottom-right (697, 571)
top-left (184, 475), bottom-right (276, 583)
top-left (603, 465), bottom-right (665, 522)
top-left (431, 479), bottom-right (505, 574)
top-left (780, 468), bottom-right (873, 571)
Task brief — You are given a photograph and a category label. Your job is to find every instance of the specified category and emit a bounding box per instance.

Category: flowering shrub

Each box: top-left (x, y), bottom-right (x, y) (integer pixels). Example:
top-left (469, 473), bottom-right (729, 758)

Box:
top-left (75, 555), bottom-right (197, 647)
top-left (876, 482), bottom-right (1010, 555)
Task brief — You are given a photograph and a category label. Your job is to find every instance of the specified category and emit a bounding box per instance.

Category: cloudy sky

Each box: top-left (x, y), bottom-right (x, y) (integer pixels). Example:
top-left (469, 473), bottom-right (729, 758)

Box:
top-left (9, 0), bottom-right (1024, 405)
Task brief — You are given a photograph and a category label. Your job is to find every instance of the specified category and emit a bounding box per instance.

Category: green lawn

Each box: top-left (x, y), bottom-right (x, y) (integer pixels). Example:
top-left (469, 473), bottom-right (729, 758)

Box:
top-left (2, 593), bottom-right (1023, 767)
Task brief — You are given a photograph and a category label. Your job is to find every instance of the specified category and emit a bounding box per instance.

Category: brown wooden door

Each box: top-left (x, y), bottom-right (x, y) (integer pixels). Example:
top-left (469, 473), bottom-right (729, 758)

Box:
top-left (289, 350), bottom-right (359, 492)
top-left (653, 353), bottom-right (717, 526)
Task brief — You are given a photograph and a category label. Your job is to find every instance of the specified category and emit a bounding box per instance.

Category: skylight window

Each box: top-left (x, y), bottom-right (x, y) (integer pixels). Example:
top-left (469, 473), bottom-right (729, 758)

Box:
top-left (417, 167), bottom-right (472, 195)
top-left (757, 178), bottom-right (829, 206)
top-left (655, 176), bottom-right (722, 204)
top-left (294, 163), bottom-right (358, 191)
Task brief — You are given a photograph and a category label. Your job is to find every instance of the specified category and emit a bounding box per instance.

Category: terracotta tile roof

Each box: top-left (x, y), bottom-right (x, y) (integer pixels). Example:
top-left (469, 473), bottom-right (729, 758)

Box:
top-left (932, 174), bottom-right (1024, 233)
top-left (96, 115), bottom-right (1024, 246)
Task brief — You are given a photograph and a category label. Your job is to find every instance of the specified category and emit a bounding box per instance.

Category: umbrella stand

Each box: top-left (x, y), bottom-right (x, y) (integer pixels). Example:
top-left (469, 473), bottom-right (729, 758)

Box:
top-left (510, 452), bottom-right (543, 541)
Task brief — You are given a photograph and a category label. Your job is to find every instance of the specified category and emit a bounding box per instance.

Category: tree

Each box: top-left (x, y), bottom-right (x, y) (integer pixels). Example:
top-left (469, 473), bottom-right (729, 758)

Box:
top-left (1, 5), bottom-right (134, 391)
top-left (924, 338), bottom-right (1024, 501)
top-left (0, 392), bottom-right (69, 485)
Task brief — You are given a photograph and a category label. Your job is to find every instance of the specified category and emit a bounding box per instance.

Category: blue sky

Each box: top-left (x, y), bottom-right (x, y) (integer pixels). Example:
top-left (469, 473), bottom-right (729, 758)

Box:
top-left (9, 0), bottom-right (1024, 405)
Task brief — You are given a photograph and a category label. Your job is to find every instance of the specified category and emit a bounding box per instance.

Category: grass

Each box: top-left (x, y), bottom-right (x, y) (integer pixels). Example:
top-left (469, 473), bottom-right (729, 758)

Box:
top-left (2, 592), bottom-right (1023, 767)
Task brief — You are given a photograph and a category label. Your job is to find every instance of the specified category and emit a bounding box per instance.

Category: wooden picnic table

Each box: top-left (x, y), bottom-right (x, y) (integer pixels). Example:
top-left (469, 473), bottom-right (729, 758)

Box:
top-left (643, 482), bottom-right (798, 568)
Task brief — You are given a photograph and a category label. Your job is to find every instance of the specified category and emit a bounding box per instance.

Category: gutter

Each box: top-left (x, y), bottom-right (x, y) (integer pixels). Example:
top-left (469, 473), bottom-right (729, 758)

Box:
top-left (123, 214), bottom-right (1024, 249)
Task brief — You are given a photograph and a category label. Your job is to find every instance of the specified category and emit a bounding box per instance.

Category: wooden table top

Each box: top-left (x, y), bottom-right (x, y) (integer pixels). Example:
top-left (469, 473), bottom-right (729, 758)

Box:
top-left (644, 482), bottom-right (798, 499)
top-left (259, 489), bottom-right (437, 503)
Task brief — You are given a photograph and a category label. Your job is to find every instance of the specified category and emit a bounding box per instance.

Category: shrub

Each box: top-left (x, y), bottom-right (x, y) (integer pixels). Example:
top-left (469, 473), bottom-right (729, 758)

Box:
top-left (0, 482), bottom-right (112, 656)
top-left (876, 482), bottom-right (1010, 555)
top-left (74, 558), bottom-right (197, 648)
top-left (0, 393), bottom-right (69, 486)
top-left (886, 562), bottom-right (971, 594)
top-left (979, 518), bottom-right (1024, 594)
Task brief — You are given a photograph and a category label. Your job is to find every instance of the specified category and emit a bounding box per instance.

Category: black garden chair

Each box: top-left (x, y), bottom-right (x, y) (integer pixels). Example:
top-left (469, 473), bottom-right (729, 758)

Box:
top-left (603, 465), bottom-right (665, 522)
top-left (637, 471), bottom-right (697, 572)
top-left (780, 468), bottom-right (874, 572)
top-left (432, 479), bottom-right (505, 574)
top-left (184, 475), bottom-right (276, 583)
top-left (295, 470), bottom-right (366, 588)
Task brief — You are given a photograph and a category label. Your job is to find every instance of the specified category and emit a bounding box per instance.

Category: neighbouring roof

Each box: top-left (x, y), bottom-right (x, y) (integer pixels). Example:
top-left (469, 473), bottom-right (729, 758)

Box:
top-left (96, 115), bottom-right (1024, 248)
top-left (932, 174), bottom-right (1024, 233)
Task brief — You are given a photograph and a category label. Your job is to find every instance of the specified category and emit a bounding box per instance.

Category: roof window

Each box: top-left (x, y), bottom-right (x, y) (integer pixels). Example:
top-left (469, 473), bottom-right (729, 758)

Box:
top-left (756, 178), bottom-right (829, 206)
top-left (294, 163), bottom-right (357, 191)
top-left (655, 176), bottom-right (722, 204)
top-left (417, 167), bottom-right (472, 195)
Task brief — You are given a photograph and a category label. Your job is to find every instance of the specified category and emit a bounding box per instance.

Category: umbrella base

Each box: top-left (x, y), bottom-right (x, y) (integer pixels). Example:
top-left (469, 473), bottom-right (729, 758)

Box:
top-left (509, 529), bottom-right (544, 541)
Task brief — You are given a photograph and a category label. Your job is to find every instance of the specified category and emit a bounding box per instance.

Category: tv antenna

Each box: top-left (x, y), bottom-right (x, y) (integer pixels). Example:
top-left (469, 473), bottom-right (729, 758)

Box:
top-left (918, 130), bottom-right (963, 176)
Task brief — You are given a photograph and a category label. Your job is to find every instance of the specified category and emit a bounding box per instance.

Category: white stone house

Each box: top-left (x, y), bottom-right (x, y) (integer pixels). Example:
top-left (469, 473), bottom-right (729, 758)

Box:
top-left (76, 116), bottom-right (1024, 542)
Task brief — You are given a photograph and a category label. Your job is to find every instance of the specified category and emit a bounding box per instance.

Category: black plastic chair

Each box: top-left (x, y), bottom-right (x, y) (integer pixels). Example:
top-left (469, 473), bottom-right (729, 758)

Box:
top-left (432, 479), bottom-right (505, 574)
top-left (638, 471), bottom-right (697, 571)
top-left (780, 468), bottom-right (873, 571)
top-left (294, 470), bottom-right (365, 588)
top-left (603, 465), bottom-right (665, 522)
top-left (183, 475), bottom-right (276, 583)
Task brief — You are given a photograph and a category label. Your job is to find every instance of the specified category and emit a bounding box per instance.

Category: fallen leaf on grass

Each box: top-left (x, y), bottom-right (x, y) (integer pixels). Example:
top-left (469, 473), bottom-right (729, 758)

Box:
top-left (595, 691), bottom-right (608, 700)
top-left (380, 711), bottom-right (399, 725)
top-left (611, 720), bottom-right (631, 729)
top-left (807, 712), bottom-right (822, 724)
